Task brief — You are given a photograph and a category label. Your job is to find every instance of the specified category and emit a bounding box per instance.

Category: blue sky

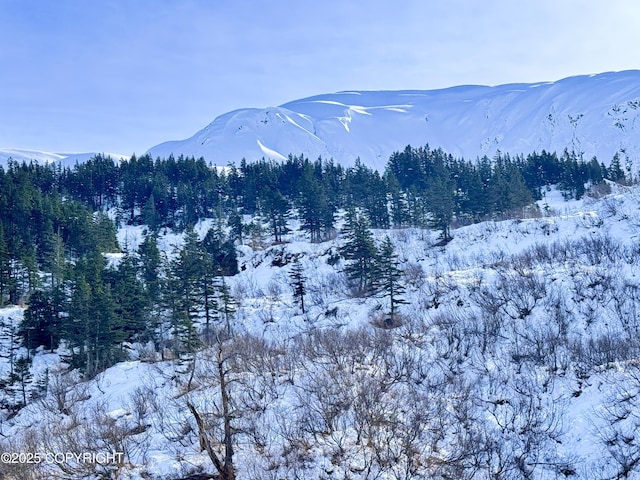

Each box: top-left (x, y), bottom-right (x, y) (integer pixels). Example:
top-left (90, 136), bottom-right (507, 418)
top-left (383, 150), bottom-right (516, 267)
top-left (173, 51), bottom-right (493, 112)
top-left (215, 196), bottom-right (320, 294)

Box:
top-left (1, 0), bottom-right (639, 155)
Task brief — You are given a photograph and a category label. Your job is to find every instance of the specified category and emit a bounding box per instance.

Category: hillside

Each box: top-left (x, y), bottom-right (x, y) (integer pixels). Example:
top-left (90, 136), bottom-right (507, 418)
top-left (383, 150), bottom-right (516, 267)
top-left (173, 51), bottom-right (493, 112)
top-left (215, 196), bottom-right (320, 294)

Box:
top-left (147, 70), bottom-right (640, 170)
top-left (3, 182), bottom-right (640, 479)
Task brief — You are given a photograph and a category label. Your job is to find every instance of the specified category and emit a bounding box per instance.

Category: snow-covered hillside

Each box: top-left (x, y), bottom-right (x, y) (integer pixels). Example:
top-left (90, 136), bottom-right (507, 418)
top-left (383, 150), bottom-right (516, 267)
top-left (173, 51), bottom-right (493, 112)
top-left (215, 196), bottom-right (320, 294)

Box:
top-left (147, 70), bottom-right (640, 170)
top-left (3, 183), bottom-right (640, 479)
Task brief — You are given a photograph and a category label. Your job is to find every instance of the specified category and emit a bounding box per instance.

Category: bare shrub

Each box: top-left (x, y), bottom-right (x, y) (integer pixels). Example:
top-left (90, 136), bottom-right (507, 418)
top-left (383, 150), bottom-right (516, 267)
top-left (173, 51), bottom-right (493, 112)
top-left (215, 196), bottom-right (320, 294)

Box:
top-left (306, 270), bottom-right (347, 307)
top-left (403, 261), bottom-right (425, 288)
top-left (478, 371), bottom-right (565, 479)
top-left (577, 233), bottom-right (622, 265)
top-left (40, 368), bottom-right (90, 416)
top-left (494, 270), bottom-right (547, 320)
top-left (600, 195), bottom-right (623, 217)
top-left (0, 432), bottom-right (41, 480)
top-left (586, 181), bottom-right (612, 199)
top-left (594, 364), bottom-right (640, 479)
top-left (611, 280), bottom-right (640, 343)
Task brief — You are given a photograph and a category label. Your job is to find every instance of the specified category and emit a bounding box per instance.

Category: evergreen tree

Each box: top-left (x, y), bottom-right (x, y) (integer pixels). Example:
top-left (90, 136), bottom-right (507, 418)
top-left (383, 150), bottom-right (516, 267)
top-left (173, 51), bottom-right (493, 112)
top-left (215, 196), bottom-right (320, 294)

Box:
top-left (202, 226), bottom-right (239, 276)
top-left (92, 212), bottom-right (120, 253)
top-left (425, 175), bottom-right (455, 241)
top-left (20, 287), bottom-right (65, 352)
top-left (141, 193), bottom-right (159, 232)
top-left (64, 250), bottom-right (123, 375)
top-left (37, 220), bottom-right (66, 285)
top-left (340, 212), bottom-right (379, 296)
top-left (0, 316), bottom-right (32, 409)
top-left (385, 172), bottom-right (411, 228)
top-left (65, 275), bottom-right (92, 370)
top-left (214, 271), bottom-right (236, 335)
top-left (607, 152), bottom-right (626, 183)
top-left (167, 228), bottom-right (205, 355)
top-left (138, 232), bottom-right (163, 304)
top-left (364, 172), bottom-right (390, 229)
top-left (227, 209), bottom-right (244, 245)
top-left (375, 236), bottom-right (407, 326)
top-left (0, 222), bottom-right (12, 306)
top-left (298, 165), bottom-right (335, 243)
top-left (137, 232), bottom-right (164, 348)
top-left (11, 356), bottom-right (32, 407)
top-left (289, 259), bottom-right (306, 314)
top-left (261, 187), bottom-right (290, 243)
top-left (106, 251), bottom-right (149, 344)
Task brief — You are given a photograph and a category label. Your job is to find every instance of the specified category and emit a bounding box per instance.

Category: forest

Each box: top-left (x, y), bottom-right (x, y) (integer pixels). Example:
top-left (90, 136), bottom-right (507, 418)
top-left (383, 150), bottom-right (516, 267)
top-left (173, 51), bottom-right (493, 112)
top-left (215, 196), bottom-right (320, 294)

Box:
top-left (0, 145), bottom-right (626, 384)
top-left (0, 145), bottom-right (636, 480)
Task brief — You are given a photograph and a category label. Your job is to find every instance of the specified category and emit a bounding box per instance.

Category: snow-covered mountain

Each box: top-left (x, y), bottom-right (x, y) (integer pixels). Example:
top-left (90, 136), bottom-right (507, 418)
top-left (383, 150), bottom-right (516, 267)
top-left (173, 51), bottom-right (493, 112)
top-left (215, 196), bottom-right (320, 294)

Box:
top-left (147, 70), bottom-right (640, 170)
top-left (0, 149), bottom-right (130, 169)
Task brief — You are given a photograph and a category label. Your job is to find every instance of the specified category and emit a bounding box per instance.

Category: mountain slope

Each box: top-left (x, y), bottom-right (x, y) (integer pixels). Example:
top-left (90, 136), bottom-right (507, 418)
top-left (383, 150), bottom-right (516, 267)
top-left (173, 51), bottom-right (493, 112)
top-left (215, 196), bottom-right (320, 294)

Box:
top-left (4, 183), bottom-right (640, 479)
top-left (0, 149), bottom-right (130, 169)
top-left (147, 70), bottom-right (640, 170)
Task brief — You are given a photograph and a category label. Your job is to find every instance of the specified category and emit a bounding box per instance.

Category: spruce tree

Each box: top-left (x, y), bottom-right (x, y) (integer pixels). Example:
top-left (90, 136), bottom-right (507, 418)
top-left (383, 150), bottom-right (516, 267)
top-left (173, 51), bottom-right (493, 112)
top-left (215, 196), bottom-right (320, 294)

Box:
top-left (289, 259), bottom-right (306, 314)
top-left (214, 271), bottom-right (236, 335)
top-left (375, 236), bottom-right (407, 326)
top-left (167, 228), bottom-right (205, 355)
top-left (340, 212), bottom-right (379, 296)
top-left (137, 232), bottom-right (164, 349)
top-left (227, 209), bottom-right (244, 245)
top-left (20, 288), bottom-right (64, 352)
top-left (425, 168), bottom-right (454, 241)
top-left (261, 187), bottom-right (290, 243)
top-left (298, 166), bottom-right (335, 243)
top-left (0, 222), bottom-right (11, 306)
top-left (106, 251), bottom-right (149, 344)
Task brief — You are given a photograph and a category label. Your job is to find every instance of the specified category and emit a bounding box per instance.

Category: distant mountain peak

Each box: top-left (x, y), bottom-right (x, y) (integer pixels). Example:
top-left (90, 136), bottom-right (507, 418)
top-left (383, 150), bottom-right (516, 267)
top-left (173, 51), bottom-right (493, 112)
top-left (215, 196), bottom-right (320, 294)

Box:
top-left (0, 149), bottom-right (130, 169)
top-left (147, 70), bottom-right (640, 170)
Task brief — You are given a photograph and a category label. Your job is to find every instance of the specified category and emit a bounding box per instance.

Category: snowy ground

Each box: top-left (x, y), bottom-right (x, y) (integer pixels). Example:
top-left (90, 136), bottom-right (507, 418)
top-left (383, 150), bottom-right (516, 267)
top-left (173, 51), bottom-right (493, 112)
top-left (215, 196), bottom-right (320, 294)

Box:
top-left (2, 183), bottom-right (640, 479)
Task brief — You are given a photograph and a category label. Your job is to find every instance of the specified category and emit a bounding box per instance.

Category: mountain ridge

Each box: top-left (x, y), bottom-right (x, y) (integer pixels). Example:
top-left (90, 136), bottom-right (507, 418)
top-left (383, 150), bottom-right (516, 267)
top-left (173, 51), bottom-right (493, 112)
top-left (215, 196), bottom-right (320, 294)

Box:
top-left (0, 149), bottom-right (130, 169)
top-left (147, 70), bottom-right (640, 170)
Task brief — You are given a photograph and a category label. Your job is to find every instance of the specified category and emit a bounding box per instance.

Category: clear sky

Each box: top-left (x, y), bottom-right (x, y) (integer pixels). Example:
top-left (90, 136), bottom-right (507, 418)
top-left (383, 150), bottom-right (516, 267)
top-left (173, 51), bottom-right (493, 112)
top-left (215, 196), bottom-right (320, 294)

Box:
top-left (1, 0), bottom-right (639, 155)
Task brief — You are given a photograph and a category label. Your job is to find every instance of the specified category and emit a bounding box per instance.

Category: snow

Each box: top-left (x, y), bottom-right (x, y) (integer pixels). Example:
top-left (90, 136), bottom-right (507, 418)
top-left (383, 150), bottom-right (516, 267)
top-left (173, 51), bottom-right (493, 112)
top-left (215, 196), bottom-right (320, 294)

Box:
top-left (256, 139), bottom-right (287, 161)
top-left (0, 149), bottom-right (130, 169)
top-left (147, 70), bottom-right (640, 171)
top-left (3, 182), bottom-right (640, 478)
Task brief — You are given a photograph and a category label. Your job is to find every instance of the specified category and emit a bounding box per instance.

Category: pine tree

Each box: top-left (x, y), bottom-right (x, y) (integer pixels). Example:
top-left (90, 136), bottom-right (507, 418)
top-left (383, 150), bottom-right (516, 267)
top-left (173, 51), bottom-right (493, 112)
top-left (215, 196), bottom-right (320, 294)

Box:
top-left (227, 209), bottom-right (244, 245)
top-left (340, 212), bottom-right (379, 296)
top-left (65, 276), bottom-right (92, 370)
top-left (385, 172), bottom-right (411, 228)
top-left (0, 222), bottom-right (11, 306)
top-left (141, 193), bottom-right (159, 231)
top-left (365, 173), bottom-right (390, 229)
top-left (607, 152), bottom-right (626, 183)
top-left (11, 356), bottom-right (32, 407)
top-left (425, 169), bottom-right (455, 242)
top-left (375, 236), bottom-right (407, 327)
top-left (20, 287), bottom-right (65, 352)
top-left (106, 251), bottom-right (149, 344)
top-left (167, 228), bottom-right (205, 356)
top-left (64, 250), bottom-right (123, 375)
top-left (298, 166), bottom-right (335, 243)
top-left (138, 232), bottom-right (164, 347)
top-left (215, 270), bottom-right (236, 335)
top-left (289, 259), bottom-right (306, 314)
top-left (138, 232), bottom-right (162, 304)
top-left (92, 211), bottom-right (120, 253)
top-left (37, 221), bottom-right (66, 285)
top-left (261, 187), bottom-right (290, 243)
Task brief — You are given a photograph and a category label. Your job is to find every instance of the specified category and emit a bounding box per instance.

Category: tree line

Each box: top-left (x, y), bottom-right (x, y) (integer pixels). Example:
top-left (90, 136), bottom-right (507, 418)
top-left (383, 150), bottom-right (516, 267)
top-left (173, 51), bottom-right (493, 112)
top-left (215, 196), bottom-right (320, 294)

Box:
top-left (0, 145), bottom-right (628, 381)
